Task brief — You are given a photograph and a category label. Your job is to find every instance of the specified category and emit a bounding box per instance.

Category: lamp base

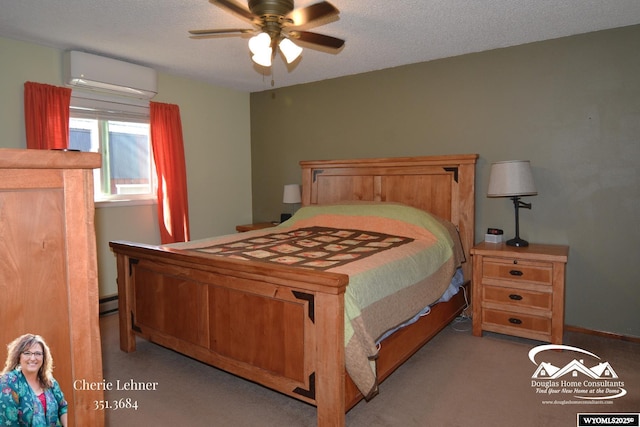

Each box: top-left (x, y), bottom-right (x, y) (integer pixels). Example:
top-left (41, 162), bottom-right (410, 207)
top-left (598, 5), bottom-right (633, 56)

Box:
top-left (280, 213), bottom-right (292, 222)
top-left (506, 237), bottom-right (529, 247)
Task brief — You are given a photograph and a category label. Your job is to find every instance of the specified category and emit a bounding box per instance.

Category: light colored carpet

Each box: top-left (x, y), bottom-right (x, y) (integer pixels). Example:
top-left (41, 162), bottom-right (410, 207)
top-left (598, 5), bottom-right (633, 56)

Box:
top-left (99, 314), bottom-right (639, 426)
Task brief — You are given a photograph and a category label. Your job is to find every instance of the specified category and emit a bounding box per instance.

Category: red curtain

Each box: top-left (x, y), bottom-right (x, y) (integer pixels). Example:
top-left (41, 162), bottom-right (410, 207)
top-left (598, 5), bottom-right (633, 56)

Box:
top-left (24, 82), bottom-right (72, 149)
top-left (150, 102), bottom-right (191, 244)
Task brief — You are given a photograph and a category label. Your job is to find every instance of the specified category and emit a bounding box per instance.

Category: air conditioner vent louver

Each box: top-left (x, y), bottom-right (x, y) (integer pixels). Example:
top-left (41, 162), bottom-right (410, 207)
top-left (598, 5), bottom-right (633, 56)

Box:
top-left (63, 51), bottom-right (157, 99)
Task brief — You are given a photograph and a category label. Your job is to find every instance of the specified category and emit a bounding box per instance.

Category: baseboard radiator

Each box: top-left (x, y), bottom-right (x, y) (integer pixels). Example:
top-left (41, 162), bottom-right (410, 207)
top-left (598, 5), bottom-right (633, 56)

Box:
top-left (99, 294), bottom-right (119, 316)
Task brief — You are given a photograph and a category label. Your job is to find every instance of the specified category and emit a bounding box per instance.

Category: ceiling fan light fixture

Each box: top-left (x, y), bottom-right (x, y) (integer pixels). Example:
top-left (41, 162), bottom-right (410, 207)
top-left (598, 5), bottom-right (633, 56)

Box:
top-left (249, 32), bottom-right (273, 67)
top-left (248, 32), bottom-right (271, 55)
top-left (192, 1), bottom-right (344, 69)
top-left (252, 49), bottom-right (273, 67)
top-left (279, 38), bottom-right (302, 63)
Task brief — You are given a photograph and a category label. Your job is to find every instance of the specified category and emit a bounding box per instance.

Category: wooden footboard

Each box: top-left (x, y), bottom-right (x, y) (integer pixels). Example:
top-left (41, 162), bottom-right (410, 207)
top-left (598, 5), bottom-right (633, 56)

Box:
top-left (111, 241), bottom-right (350, 426)
top-left (111, 241), bottom-right (468, 426)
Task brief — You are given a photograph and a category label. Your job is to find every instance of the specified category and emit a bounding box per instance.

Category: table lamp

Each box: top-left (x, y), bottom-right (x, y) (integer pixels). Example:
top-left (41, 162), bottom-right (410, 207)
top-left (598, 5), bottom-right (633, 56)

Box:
top-left (487, 160), bottom-right (537, 247)
top-left (281, 184), bottom-right (301, 222)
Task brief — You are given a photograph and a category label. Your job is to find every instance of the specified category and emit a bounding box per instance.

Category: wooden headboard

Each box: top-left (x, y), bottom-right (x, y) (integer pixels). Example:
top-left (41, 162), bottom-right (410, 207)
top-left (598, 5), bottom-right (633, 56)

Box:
top-left (300, 154), bottom-right (478, 279)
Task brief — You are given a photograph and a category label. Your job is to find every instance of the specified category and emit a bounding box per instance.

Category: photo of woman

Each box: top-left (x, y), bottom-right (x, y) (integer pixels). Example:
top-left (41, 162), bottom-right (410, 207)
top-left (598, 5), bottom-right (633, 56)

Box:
top-left (0, 334), bottom-right (68, 426)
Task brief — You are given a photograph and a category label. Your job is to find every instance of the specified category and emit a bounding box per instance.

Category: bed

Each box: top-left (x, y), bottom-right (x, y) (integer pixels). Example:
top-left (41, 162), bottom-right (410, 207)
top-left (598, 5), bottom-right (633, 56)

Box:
top-left (110, 154), bottom-right (478, 426)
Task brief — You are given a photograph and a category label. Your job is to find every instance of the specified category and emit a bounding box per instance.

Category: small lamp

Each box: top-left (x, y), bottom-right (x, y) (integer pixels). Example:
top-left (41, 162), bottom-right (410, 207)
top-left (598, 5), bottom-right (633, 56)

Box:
top-left (487, 160), bottom-right (537, 247)
top-left (281, 184), bottom-right (301, 222)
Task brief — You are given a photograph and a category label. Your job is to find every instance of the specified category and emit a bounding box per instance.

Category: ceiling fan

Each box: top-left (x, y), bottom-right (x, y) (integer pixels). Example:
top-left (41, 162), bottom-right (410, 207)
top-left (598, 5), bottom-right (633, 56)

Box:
top-left (189, 0), bottom-right (344, 67)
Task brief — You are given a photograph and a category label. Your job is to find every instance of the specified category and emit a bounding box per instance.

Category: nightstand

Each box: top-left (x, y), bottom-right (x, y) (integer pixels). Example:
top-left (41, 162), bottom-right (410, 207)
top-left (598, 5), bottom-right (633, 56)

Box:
top-left (471, 242), bottom-right (569, 344)
top-left (235, 222), bottom-right (278, 232)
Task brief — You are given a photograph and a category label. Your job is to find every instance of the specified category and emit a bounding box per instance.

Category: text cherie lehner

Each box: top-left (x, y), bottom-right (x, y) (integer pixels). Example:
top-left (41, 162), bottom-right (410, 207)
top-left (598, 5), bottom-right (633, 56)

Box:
top-left (74, 378), bottom-right (158, 391)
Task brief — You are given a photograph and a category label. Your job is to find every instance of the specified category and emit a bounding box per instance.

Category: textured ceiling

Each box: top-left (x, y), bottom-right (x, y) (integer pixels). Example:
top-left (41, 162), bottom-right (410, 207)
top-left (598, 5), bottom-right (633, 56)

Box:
top-left (1, 0), bottom-right (640, 93)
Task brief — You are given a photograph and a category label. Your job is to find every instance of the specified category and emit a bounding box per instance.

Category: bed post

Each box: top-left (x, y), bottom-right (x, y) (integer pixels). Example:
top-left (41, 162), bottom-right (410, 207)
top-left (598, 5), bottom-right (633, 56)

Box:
top-left (457, 161), bottom-right (476, 282)
top-left (315, 291), bottom-right (346, 427)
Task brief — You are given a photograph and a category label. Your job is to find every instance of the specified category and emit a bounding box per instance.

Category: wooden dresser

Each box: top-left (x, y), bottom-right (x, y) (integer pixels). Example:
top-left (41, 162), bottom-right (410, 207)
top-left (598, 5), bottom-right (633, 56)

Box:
top-left (471, 242), bottom-right (569, 344)
top-left (0, 149), bottom-right (104, 426)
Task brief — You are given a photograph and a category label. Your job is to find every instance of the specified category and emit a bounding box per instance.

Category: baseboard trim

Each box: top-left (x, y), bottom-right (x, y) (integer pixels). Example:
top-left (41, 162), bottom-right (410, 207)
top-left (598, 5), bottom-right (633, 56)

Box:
top-left (99, 294), bottom-right (119, 316)
top-left (565, 324), bottom-right (640, 344)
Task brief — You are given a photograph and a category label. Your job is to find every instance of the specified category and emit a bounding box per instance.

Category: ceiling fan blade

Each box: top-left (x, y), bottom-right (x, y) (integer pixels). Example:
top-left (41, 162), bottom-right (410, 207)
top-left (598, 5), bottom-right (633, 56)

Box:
top-left (189, 28), bottom-right (254, 39)
top-left (287, 1), bottom-right (339, 27)
top-left (210, 0), bottom-right (256, 23)
top-left (289, 30), bottom-right (344, 50)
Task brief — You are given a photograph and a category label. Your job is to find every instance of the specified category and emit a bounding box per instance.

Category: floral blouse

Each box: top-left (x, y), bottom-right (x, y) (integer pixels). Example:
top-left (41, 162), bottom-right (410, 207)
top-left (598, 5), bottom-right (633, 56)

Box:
top-left (0, 369), bottom-right (67, 426)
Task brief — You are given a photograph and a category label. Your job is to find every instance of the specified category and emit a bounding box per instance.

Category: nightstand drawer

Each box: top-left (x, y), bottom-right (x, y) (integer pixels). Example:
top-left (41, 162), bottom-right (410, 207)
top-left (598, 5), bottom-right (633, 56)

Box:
top-left (482, 308), bottom-right (551, 335)
top-left (482, 284), bottom-right (552, 311)
top-left (483, 258), bottom-right (552, 285)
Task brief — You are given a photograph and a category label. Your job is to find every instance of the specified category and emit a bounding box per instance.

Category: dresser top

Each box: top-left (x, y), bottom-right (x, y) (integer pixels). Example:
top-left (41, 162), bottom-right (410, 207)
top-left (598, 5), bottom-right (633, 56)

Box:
top-left (471, 242), bottom-right (569, 262)
top-left (0, 148), bottom-right (101, 169)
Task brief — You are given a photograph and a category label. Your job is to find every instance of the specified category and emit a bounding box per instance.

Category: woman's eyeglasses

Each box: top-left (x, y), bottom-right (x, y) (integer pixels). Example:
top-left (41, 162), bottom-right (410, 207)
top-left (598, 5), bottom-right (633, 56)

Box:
top-left (22, 351), bottom-right (44, 358)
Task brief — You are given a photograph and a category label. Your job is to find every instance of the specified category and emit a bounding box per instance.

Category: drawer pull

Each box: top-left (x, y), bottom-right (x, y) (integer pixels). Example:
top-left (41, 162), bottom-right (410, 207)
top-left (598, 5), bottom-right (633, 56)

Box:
top-left (508, 317), bottom-right (523, 325)
top-left (509, 294), bottom-right (523, 301)
top-left (509, 269), bottom-right (523, 276)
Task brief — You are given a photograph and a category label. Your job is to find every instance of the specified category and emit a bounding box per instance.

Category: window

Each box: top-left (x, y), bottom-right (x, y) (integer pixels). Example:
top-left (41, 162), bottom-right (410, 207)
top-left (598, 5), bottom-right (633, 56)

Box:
top-left (68, 92), bottom-right (156, 203)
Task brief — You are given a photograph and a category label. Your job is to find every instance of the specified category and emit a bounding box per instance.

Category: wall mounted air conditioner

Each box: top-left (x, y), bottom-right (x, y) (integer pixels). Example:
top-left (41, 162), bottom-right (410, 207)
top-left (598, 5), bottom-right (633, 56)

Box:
top-left (63, 51), bottom-right (157, 99)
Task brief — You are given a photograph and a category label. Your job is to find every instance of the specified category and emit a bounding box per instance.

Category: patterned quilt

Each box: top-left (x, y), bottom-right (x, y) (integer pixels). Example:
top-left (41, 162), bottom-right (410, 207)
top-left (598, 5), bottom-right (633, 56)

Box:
top-left (194, 226), bottom-right (414, 270)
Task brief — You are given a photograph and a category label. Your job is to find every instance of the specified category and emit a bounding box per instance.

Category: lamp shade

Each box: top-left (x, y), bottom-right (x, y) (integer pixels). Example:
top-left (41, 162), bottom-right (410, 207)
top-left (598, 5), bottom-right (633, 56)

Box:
top-left (249, 32), bottom-right (271, 55)
top-left (279, 38), bottom-right (302, 63)
top-left (251, 50), bottom-right (272, 67)
top-left (249, 32), bottom-right (273, 67)
top-left (283, 184), bottom-right (301, 204)
top-left (487, 160), bottom-right (537, 197)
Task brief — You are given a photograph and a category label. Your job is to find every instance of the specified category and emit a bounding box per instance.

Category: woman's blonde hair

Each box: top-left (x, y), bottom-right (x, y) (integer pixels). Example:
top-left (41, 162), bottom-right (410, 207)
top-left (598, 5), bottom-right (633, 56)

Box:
top-left (1, 334), bottom-right (54, 389)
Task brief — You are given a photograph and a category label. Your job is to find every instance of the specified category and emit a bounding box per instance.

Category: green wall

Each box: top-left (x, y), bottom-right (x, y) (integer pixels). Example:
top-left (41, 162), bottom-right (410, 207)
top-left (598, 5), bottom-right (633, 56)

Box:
top-left (250, 25), bottom-right (640, 338)
top-left (0, 36), bottom-right (253, 298)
